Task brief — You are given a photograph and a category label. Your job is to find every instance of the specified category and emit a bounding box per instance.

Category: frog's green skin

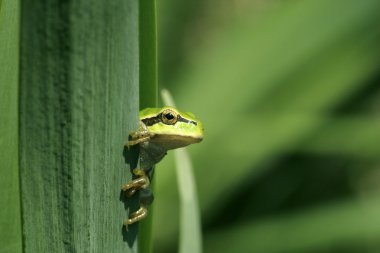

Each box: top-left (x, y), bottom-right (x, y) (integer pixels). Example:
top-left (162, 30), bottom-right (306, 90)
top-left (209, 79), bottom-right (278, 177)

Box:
top-left (122, 107), bottom-right (203, 225)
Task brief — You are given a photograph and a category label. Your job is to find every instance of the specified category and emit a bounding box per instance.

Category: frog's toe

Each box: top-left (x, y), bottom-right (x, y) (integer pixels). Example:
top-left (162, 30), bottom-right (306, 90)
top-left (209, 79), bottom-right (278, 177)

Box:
top-left (124, 206), bottom-right (148, 225)
top-left (125, 188), bottom-right (136, 197)
top-left (121, 171), bottom-right (150, 197)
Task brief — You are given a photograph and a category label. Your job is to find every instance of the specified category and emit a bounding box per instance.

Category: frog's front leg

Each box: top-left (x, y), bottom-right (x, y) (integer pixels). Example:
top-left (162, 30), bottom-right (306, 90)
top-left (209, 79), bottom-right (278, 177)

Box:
top-left (126, 121), bottom-right (151, 148)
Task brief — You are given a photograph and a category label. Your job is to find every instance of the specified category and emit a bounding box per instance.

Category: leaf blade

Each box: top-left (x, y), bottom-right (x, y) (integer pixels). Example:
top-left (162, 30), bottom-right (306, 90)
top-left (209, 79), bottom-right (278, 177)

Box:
top-left (161, 89), bottom-right (203, 253)
top-left (0, 0), bottom-right (22, 252)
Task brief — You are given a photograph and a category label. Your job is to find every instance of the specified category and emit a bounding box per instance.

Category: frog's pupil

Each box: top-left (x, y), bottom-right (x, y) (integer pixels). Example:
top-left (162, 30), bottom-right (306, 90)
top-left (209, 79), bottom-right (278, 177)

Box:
top-left (165, 113), bottom-right (174, 120)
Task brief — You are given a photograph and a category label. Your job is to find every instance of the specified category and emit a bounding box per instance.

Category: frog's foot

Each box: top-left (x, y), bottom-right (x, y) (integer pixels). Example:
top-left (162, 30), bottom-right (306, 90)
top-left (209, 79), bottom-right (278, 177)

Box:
top-left (124, 206), bottom-right (148, 225)
top-left (121, 168), bottom-right (150, 197)
top-left (125, 136), bottom-right (150, 148)
top-left (125, 122), bottom-right (151, 148)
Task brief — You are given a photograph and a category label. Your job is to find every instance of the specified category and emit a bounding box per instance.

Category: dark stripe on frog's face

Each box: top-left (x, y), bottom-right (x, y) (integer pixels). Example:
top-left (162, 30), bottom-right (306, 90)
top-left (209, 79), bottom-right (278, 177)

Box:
top-left (142, 113), bottom-right (197, 127)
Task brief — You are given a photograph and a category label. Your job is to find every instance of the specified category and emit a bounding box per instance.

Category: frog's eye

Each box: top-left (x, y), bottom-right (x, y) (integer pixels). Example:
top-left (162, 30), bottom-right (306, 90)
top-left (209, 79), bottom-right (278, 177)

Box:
top-left (161, 109), bottom-right (178, 125)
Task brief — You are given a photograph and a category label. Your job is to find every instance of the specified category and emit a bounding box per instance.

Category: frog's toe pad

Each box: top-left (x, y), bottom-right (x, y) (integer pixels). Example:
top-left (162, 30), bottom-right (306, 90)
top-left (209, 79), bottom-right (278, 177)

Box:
top-left (124, 206), bottom-right (148, 225)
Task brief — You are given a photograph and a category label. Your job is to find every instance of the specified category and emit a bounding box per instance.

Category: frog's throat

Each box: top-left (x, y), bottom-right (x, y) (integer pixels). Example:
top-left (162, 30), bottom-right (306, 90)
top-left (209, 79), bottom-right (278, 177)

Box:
top-left (149, 134), bottom-right (203, 150)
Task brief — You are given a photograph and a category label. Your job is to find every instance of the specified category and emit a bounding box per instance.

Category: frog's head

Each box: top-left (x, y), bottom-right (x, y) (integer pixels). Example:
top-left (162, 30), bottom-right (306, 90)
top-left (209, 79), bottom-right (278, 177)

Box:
top-left (140, 107), bottom-right (204, 149)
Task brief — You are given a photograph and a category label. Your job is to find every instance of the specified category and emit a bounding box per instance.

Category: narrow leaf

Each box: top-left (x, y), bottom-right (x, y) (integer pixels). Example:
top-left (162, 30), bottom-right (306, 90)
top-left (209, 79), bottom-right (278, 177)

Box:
top-left (137, 1), bottom-right (158, 253)
top-left (161, 89), bottom-right (203, 253)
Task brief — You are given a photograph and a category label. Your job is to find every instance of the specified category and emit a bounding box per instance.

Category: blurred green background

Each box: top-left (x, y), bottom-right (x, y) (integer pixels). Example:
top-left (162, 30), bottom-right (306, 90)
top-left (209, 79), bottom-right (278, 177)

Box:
top-left (152, 0), bottom-right (380, 253)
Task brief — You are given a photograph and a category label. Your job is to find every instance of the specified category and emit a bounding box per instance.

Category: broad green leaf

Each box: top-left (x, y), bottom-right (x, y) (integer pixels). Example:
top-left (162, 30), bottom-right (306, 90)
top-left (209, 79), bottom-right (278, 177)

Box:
top-left (0, 1), bottom-right (22, 253)
top-left (19, 1), bottom-right (139, 252)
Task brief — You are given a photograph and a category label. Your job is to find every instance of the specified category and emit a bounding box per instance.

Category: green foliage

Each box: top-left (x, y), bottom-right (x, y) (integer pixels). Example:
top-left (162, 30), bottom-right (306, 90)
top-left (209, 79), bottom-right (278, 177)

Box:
top-left (2, 0), bottom-right (380, 252)
top-left (18, 0), bottom-right (139, 252)
top-left (205, 195), bottom-right (380, 253)
top-left (153, 0), bottom-right (380, 252)
top-left (161, 89), bottom-right (202, 253)
top-left (139, 0), bottom-right (157, 109)
top-left (0, 1), bottom-right (22, 253)
top-left (1, 0), bottom-right (157, 252)
top-left (138, 0), bottom-right (157, 253)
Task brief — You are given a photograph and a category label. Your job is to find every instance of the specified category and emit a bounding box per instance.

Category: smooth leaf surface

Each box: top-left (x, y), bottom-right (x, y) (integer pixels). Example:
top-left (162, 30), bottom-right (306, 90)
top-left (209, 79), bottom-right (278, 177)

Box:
top-left (139, 0), bottom-right (157, 109)
top-left (138, 0), bottom-right (157, 253)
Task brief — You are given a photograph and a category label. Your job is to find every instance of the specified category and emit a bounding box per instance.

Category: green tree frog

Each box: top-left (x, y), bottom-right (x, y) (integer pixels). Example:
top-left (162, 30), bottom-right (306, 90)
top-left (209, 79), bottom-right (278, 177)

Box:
top-left (122, 107), bottom-right (204, 225)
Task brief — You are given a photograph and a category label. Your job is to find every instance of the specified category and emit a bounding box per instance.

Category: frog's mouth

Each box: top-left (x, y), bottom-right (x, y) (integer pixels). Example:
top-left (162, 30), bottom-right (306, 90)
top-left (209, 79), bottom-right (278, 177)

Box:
top-left (151, 134), bottom-right (203, 150)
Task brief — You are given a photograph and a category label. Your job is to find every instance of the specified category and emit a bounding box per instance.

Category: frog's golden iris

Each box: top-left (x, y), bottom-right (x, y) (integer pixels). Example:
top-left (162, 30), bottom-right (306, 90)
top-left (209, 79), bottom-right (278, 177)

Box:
top-left (161, 108), bottom-right (178, 125)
